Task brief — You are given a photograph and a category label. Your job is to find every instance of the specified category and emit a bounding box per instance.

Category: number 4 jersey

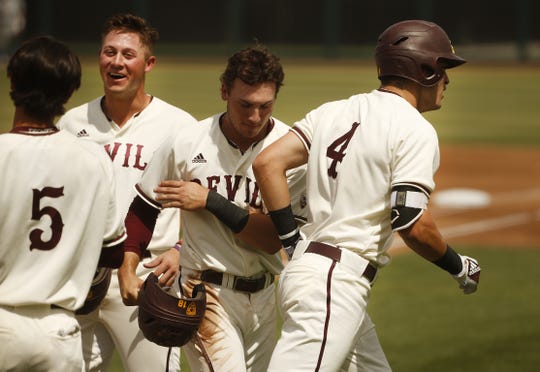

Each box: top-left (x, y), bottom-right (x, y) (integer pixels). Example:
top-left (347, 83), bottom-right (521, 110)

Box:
top-left (290, 90), bottom-right (440, 267)
top-left (0, 127), bottom-right (126, 310)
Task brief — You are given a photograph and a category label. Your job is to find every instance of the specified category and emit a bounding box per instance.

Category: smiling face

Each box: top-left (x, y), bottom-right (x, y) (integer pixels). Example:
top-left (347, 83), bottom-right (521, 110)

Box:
top-left (220, 78), bottom-right (277, 151)
top-left (99, 31), bottom-right (155, 99)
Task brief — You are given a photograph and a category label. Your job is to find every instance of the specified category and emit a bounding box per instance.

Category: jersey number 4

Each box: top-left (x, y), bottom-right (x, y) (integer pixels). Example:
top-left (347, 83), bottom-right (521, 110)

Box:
top-left (326, 122), bottom-right (360, 178)
top-left (30, 186), bottom-right (65, 251)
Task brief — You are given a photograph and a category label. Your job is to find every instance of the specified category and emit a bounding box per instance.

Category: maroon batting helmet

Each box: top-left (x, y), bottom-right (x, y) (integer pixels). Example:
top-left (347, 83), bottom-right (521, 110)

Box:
top-left (375, 20), bottom-right (466, 86)
top-left (76, 267), bottom-right (111, 315)
top-left (138, 272), bottom-right (206, 347)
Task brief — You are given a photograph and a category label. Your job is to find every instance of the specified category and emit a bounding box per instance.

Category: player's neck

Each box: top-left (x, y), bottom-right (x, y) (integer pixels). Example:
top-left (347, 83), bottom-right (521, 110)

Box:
top-left (219, 113), bottom-right (272, 153)
top-left (12, 108), bottom-right (53, 129)
top-left (379, 84), bottom-right (419, 110)
top-left (101, 93), bottom-right (152, 127)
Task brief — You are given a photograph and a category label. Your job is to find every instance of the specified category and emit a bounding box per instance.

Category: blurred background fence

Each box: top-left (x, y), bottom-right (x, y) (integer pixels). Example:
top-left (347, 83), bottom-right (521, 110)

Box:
top-left (1, 0), bottom-right (539, 61)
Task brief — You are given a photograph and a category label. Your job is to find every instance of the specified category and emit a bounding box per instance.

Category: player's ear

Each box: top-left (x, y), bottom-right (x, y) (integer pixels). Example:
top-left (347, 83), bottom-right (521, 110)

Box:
top-left (220, 83), bottom-right (229, 101)
top-left (145, 55), bottom-right (156, 72)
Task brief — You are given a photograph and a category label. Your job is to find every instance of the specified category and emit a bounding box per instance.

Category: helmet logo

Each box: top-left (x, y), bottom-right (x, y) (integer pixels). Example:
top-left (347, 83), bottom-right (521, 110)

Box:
top-left (138, 273), bottom-right (206, 347)
top-left (186, 302), bottom-right (198, 316)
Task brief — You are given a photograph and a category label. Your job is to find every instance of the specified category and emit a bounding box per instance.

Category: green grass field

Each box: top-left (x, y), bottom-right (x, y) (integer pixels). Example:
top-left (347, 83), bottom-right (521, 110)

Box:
top-left (370, 247), bottom-right (540, 372)
top-left (2, 57), bottom-right (540, 145)
top-left (1, 57), bottom-right (539, 371)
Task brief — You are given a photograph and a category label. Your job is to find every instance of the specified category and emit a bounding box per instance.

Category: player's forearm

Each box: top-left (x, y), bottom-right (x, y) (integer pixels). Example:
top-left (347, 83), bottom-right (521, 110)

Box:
top-left (260, 175), bottom-right (291, 211)
top-left (236, 212), bottom-right (282, 254)
top-left (254, 130), bottom-right (308, 211)
top-left (205, 191), bottom-right (281, 253)
top-left (118, 252), bottom-right (143, 306)
top-left (253, 157), bottom-right (291, 211)
top-left (398, 209), bottom-right (447, 261)
top-left (119, 252), bottom-right (141, 274)
top-left (399, 209), bottom-right (481, 293)
top-left (253, 151), bottom-right (301, 256)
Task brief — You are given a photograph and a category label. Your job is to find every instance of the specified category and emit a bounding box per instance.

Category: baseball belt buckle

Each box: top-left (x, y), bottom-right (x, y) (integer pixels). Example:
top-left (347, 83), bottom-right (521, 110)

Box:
top-left (233, 274), bottom-right (264, 293)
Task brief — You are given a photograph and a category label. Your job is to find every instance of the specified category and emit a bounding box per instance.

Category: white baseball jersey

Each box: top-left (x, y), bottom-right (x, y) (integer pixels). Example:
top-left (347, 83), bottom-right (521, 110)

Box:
top-left (57, 96), bottom-right (196, 372)
top-left (268, 89), bottom-right (438, 371)
top-left (136, 113), bottom-right (307, 276)
top-left (292, 89), bottom-right (439, 266)
top-left (0, 127), bottom-right (126, 311)
top-left (57, 96), bottom-right (198, 254)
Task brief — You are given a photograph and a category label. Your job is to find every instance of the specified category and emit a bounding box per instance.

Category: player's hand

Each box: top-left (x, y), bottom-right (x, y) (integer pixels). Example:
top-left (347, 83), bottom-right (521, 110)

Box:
top-left (143, 247), bottom-right (180, 288)
top-left (118, 252), bottom-right (144, 306)
top-left (452, 255), bottom-right (481, 294)
top-left (155, 180), bottom-right (208, 210)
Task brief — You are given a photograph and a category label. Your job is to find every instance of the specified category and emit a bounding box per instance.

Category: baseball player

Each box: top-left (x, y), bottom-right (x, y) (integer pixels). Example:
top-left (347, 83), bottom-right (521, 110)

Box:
top-left (56, 14), bottom-right (197, 372)
top-left (253, 20), bottom-right (482, 371)
top-left (0, 36), bottom-right (126, 372)
top-left (119, 44), bottom-right (307, 371)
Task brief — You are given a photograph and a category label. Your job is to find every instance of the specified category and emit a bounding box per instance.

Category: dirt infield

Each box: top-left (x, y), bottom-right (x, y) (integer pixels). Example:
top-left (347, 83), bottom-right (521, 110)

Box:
top-left (390, 145), bottom-right (540, 252)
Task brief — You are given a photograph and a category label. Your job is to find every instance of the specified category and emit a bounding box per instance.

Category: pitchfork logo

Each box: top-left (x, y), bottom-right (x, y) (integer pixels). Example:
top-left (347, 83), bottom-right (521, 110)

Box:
top-left (186, 302), bottom-right (198, 316)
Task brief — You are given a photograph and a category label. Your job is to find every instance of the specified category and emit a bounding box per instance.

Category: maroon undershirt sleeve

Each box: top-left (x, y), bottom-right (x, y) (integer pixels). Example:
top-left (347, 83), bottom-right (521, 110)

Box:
top-left (124, 195), bottom-right (160, 259)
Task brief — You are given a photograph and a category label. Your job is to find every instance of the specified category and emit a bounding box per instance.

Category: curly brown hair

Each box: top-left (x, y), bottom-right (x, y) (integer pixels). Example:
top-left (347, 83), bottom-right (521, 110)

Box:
top-left (220, 44), bottom-right (284, 96)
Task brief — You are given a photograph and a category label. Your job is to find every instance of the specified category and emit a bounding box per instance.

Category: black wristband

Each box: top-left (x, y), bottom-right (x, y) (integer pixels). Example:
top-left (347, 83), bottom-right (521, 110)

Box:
top-left (268, 205), bottom-right (299, 247)
top-left (206, 190), bottom-right (249, 233)
top-left (432, 245), bottom-right (463, 275)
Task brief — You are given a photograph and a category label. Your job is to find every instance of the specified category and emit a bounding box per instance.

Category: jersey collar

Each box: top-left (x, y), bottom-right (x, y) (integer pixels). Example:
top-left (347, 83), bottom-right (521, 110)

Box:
top-left (10, 126), bottom-right (59, 135)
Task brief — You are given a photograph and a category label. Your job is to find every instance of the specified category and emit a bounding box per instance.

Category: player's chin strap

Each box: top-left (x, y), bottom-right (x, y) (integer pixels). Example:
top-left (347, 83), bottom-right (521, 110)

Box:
top-left (268, 204), bottom-right (300, 259)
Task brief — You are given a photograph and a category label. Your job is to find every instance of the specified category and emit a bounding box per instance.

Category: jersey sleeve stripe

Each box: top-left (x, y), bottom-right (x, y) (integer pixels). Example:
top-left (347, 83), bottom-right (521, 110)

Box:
top-left (291, 127), bottom-right (311, 150)
top-left (102, 230), bottom-right (127, 247)
top-left (135, 184), bottom-right (162, 209)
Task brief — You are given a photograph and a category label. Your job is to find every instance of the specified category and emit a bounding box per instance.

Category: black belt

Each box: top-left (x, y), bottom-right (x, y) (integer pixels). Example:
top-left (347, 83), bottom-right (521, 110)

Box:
top-left (305, 242), bottom-right (378, 282)
top-left (200, 270), bottom-right (275, 293)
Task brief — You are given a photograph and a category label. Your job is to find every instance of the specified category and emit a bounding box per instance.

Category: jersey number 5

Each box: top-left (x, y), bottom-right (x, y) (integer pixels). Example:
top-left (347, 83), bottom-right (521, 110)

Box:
top-left (30, 186), bottom-right (65, 251)
top-left (326, 122), bottom-right (360, 178)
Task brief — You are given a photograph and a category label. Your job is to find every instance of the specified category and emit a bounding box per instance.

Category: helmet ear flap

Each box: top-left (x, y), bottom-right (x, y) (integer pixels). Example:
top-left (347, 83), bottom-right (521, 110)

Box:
top-left (419, 63), bottom-right (445, 86)
top-left (420, 64), bottom-right (435, 81)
